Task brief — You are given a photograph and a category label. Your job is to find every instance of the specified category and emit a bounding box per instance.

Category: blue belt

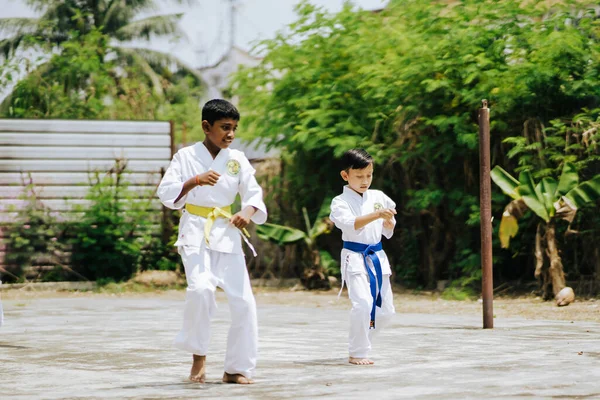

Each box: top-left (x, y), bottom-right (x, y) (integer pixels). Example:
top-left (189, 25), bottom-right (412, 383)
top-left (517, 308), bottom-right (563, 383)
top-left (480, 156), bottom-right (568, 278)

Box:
top-left (343, 241), bottom-right (383, 329)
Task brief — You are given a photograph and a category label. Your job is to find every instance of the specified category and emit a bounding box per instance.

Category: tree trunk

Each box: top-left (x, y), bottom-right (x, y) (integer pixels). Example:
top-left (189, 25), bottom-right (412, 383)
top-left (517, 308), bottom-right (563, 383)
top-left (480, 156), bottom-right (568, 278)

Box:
top-left (301, 247), bottom-right (330, 290)
top-left (534, 223), bottom-right (552, 300)
top-left (534, 223), bottom-right (544, 279)
top-left (545, 222), bottom-right (566, 296)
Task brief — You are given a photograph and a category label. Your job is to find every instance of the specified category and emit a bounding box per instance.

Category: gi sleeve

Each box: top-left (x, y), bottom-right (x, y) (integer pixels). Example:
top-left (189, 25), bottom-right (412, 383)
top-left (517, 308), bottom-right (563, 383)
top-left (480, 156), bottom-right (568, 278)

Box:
top-left (382, 191), bottom-right (396, 239)
top-left (238, 155), bottom-right (268, 224)
top-left (329, 196), bottom-right (361, 233)
top-left (157, 151), bottom-right (187, 210)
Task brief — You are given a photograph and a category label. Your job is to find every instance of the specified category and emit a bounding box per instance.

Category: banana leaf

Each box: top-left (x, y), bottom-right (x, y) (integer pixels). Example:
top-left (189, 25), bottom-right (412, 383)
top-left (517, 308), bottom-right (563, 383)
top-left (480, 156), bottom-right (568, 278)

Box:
top-left (498, 199), bottom-right (527, 249)
top-left (319, 250), bottom-right (339, 275)
top-left (491, 166), bottom-right (520, 200)
top-left (565, 175), bottom-right (600, 208)
top-left (556, 162), bottom-right (578, 197)
top-left (499, 212), bottom-right (519, 249)
top-left (256, 223), bottom-right (306, 245)
top-left (308, 197), bottom-right (333, 238)
top-left (518, 170), bottom-right (550, 222)
top-left (537, 177), bottom-right (558, 217)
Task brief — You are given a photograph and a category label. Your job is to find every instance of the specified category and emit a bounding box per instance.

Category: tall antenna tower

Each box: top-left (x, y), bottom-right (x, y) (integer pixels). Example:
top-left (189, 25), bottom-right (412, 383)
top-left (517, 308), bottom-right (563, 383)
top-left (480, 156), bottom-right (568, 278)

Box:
top-left (228, 0), bottom-right (238, 52)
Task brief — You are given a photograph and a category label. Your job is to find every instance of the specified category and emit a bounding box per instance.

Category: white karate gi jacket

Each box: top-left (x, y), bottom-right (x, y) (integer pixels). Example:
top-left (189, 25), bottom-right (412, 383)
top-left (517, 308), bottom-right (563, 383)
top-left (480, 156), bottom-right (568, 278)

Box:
top-left (157, 143), bottom-right (267, 254)
top-left (329, 186), bottom-right (396, 279)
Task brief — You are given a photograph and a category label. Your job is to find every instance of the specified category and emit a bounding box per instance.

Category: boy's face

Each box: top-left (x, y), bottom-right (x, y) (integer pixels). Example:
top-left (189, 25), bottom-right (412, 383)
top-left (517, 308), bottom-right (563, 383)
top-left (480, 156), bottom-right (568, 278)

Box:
top-left (341, 164), bottom-right (373, 194)
top-left (202, 118), bottom-right (238, 149)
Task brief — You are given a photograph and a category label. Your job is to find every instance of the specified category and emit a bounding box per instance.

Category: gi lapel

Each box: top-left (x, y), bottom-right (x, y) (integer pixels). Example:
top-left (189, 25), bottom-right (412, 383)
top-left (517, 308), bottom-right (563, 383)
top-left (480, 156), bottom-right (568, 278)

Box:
top-left (210, 147), bottom-right (230, 175)
top-left (194, 143), bottom-right (215, 169)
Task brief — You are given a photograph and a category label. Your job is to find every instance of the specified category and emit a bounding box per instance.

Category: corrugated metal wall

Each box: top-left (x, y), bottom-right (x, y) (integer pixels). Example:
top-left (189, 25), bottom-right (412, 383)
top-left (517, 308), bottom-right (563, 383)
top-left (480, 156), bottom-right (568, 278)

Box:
top-left (0, 119), bottom-right (173, 272)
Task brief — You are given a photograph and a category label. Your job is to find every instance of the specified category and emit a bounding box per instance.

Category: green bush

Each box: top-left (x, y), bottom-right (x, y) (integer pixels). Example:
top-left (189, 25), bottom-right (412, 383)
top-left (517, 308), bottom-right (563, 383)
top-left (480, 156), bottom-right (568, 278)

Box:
top-left (2, 162), bottom-right (179, 283)
top-left (3, 182), bottom-right (70, 283)
top-left (69, 160), bottom-right (159, 281)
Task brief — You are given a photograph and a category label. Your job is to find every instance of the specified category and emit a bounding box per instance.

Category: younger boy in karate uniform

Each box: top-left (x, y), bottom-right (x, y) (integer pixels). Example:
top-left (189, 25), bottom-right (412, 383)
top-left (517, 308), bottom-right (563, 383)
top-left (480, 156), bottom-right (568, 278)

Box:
top-left (329, 149), bottom-right (397, 365)
top-left (157, 99), bottom-right (267, 384)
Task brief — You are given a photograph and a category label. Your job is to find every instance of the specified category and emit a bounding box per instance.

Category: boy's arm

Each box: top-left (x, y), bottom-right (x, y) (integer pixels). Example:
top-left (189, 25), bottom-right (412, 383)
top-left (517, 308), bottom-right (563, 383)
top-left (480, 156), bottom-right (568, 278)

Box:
top-left (354, 208), bottom-right (396, 230)
top-left (331, 197), bottom-right (396, 232)
top-left (232, 155), bottom-right (267, 229)
top-left (230, 206), bottom-right (258, 229)
top-left (173, 170), bottom-right (220, 203)
top-left (158, 151), bottom-right (222, 208)
top-left (157, 152), bottom-right (187, 209)
top-left (382, 192), bottom-right (397, 238)
top-left (330, 197), bottom-right (356, 232)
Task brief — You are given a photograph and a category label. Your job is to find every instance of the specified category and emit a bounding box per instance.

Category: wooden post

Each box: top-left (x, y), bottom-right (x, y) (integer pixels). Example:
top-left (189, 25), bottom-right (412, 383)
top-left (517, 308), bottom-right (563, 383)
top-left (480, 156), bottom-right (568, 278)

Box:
top-left (182, 122), bottom-right (188, 146)
top-left (169, 120), bottom-right (175, 157)
top-left (479, 100), bottom-right (494, 329)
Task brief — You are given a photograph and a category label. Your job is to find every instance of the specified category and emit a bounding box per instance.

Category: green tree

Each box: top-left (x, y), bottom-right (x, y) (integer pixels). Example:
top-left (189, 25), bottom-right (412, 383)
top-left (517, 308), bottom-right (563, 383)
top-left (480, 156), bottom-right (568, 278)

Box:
top-left (0, 0), bottom-right (203, 96)
top-left (0, 28), bottom-right (204, 128)
top-left (230, 0), bottom-right (600, 289)
top-left (1, 29), bottom-right (115, 118)
top-left (492, 163), bottom-right (600, 304)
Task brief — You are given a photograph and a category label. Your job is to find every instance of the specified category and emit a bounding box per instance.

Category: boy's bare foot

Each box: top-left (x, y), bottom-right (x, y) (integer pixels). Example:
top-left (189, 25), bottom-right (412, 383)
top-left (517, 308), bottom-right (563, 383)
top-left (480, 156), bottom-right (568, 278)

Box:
top-left (189, 355), bottom-right (206, 383)
top-left (349, 357), bottom-right (374, 365)
top-left (223, 372), bottom-right (254, 384)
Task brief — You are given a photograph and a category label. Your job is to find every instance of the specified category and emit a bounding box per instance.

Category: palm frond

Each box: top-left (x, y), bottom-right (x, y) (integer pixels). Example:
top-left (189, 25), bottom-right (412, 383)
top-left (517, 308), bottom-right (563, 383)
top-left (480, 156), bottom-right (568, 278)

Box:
top-left (103, 0), bottom-right (128, 28)
top-left (124, 0), bottom-right (194, 14)
top-left (123, 0), bottom-right (160, 14)
top-left (115, 13), bottom-right (186, 41)
top-left (115, 45), bottom-right (205, 86)
top-left (0, 91), bottom-right (13, 115)
top-left (114, 46), bottom-right (164, 96)
top-left (0, 34), bottom-right (29, 60)
top-left (0, 18), bottom-right (40, 35)
top-left (37, 1), bottom-right (67, 21)
top-left (23, 0), bottom-right (54, 13)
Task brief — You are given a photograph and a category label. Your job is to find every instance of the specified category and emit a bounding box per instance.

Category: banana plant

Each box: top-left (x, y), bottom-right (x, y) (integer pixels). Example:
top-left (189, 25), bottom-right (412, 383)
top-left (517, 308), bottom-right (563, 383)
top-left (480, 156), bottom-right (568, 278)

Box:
top-left (491, 162), bottom-right (600, 306)
top-left (255, 199), bottom-right (336, 289)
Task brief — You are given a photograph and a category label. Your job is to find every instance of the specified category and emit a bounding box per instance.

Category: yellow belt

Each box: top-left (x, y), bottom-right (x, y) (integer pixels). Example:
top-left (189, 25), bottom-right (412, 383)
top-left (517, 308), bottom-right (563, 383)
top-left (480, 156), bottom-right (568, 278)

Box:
top-left (185, 203), bottom-right (250, 244)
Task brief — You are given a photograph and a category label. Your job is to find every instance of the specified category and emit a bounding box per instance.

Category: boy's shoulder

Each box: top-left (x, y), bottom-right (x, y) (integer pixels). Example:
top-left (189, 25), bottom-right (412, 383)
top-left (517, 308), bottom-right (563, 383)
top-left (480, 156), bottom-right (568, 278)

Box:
top-left (331, 192), bottom-right (346, 203)
top-left (175, 143), bottom-right (196, 157)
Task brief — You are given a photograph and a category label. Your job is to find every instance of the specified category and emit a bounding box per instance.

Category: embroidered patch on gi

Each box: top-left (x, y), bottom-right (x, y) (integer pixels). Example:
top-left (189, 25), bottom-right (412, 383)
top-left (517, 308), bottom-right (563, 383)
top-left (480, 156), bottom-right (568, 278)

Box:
top-left (374, 202), bottom-right (383, 212)
top-left (226, 159), bottom-right (241, 177)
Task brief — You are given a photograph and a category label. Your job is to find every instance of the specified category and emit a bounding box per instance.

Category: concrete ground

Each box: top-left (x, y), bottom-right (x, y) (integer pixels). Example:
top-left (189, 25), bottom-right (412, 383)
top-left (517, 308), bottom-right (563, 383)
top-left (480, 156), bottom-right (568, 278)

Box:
top-left (0, 291), bottom-right (599, 399)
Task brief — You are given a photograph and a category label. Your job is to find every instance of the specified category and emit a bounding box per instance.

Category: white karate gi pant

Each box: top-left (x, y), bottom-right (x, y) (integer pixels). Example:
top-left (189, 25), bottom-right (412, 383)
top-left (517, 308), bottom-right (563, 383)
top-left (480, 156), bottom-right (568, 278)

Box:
top-left (174, 246), bottom-right (258, 378)
top-left (346, 271), bottom-right (395, 358)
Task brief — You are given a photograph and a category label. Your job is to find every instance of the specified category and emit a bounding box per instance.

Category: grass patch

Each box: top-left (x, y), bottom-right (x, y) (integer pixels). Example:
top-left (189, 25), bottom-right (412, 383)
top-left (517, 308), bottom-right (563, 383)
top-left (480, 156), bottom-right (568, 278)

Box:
top-left (93, 279), bottom-right (185, 294)
top-left (441, 286), bottom-right (477, 301)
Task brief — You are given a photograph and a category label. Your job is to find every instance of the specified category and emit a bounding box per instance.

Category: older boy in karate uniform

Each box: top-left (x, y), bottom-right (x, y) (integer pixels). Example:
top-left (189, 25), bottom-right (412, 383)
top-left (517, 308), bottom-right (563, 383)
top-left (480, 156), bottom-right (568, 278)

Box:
top-left (330, 149), bottom-right (396, 365)
top-left (158, 99), bottom-right (267, 384)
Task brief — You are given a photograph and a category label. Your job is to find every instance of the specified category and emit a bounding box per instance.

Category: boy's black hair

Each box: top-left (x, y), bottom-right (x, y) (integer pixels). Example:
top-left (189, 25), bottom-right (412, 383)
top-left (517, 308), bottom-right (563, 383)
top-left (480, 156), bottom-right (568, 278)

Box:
top-left (341, 148), bottom-right (373, 171)
top-left (202, 99), bottom-right (240, 125)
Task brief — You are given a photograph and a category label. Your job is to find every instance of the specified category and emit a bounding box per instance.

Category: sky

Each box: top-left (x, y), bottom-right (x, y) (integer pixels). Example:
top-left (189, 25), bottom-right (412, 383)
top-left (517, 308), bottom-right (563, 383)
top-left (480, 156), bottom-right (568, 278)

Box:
top-left (0, 0), bottom-right (389, 68)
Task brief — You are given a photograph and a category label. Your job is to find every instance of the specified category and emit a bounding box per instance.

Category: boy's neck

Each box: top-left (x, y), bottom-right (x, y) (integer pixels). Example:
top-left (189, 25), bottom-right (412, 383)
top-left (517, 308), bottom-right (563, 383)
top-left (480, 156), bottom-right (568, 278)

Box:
top-left (347, 186), bottom-right (364, 197)
top-left (203, 139), bottom-right (221, 159)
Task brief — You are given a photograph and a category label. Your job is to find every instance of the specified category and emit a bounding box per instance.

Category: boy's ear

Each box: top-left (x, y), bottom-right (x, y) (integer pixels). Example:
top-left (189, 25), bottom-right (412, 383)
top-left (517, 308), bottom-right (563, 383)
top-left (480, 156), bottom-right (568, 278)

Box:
top-left (340, 170), bottom-right (349, 181)
top-left (201, 120), bottom-right (211, 133)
